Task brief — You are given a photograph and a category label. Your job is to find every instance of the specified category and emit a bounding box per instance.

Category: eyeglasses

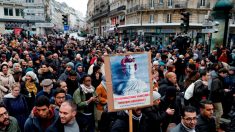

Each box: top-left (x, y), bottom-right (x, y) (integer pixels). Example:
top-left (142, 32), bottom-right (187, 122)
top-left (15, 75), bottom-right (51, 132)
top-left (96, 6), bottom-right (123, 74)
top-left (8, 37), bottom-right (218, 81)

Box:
top-left (56, 96), bottom-right (65, 100)
top-left (183, 117), bottom-right (197, 122)
top-left (0, 111), bottom-right (8, 118)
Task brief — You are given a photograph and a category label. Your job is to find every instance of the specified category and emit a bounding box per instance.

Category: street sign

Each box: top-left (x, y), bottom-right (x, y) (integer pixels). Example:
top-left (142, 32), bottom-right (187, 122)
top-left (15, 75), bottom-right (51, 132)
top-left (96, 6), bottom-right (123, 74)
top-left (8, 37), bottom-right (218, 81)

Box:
top-left (35, 23), bottom-right (54, 28)
top-left (24, 15), bottom-right (45, 21)
top-left (64, 25), bottom-right (70, 31)
top-left (24, 8), bottom-right (44, 14)
top-left (201, 29), bottom-right (215, 33)
top-left (202, 21), bottom-right (213, 27)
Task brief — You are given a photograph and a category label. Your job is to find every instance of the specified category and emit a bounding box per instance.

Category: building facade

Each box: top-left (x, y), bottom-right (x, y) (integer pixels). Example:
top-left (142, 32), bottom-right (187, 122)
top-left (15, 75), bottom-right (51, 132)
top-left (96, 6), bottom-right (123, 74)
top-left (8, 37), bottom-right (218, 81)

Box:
top-left (88, 0), bottom-right (235, 46)
top-left (0, 0), bottom-right (82, 35)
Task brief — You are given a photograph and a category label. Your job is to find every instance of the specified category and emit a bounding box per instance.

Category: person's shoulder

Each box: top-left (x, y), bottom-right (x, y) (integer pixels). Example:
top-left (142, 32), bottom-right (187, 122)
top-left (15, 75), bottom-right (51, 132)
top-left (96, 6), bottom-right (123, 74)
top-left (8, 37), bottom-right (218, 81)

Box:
top-left (9, 116), bottom-right (17, 123)
top-left (170, 123), bottom-right (181, 132)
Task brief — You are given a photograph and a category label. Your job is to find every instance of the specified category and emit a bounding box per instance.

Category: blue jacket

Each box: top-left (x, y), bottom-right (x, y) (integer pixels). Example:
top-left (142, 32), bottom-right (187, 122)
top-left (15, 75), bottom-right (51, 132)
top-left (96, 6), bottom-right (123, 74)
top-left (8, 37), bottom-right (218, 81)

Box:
top-left (24, 108), bottom-right (59, 132)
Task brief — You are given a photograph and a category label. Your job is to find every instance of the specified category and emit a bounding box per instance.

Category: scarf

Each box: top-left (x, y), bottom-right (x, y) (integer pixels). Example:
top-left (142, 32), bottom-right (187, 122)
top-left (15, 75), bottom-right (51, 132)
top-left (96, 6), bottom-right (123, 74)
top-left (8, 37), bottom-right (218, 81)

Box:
top-left (80, 84), bottom-right (95, 94)
top-left (25, 81), bottom-right (37, 95)
top-left (125, 110), bottom-right (143, 121)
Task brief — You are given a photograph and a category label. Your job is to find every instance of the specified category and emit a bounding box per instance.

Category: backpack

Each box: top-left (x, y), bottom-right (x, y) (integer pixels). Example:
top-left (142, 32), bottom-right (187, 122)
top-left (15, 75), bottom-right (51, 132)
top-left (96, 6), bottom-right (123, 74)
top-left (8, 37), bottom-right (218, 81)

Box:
top-left (184, 80), bottom-right (202, 100)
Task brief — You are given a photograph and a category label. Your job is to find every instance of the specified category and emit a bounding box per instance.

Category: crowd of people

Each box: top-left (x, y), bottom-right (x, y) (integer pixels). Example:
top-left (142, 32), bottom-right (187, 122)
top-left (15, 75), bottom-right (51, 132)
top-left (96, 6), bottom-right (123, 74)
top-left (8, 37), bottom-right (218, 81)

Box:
top-left (0, 33), bottom-right (234, 132)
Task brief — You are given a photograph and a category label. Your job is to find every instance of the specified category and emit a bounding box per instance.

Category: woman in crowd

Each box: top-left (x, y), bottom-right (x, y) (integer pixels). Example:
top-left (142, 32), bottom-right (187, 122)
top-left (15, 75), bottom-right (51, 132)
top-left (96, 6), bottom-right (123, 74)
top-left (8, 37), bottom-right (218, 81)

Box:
top-left (0, 63), bottom-right (15, 100)
top-left (3, 83), bottom-right (29, 131)
top-left (73, 74), bottom-right (98, 132)
top-left (21, 71), bottom-right (39, 111)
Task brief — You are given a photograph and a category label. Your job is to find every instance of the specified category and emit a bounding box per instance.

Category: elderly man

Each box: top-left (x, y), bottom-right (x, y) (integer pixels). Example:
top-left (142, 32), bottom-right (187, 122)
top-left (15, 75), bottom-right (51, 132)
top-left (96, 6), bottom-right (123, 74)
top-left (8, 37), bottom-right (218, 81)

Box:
top-left (36, 79), bottom-right (54, 99)
top-left (0, 103), bottom-right (20, 132)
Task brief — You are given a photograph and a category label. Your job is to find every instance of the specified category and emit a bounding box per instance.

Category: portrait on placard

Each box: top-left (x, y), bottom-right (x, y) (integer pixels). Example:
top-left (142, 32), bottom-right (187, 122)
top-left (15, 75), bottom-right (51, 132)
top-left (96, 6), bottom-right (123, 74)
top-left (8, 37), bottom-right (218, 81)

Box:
top-left (105, 52), bottom-right (152, 111)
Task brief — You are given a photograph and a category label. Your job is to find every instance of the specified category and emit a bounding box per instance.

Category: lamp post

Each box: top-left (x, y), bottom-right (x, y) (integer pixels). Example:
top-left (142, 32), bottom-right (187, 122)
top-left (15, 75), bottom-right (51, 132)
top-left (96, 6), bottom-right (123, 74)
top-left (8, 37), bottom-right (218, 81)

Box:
top-left (210, 0), bottom-right (233, 50)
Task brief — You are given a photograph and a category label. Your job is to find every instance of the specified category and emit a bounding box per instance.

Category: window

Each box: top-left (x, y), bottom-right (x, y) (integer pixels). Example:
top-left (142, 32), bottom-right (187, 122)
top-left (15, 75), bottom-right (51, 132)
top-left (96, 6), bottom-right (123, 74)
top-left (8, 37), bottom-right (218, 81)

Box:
top-left (26, 0), bottom-right (34, 3)
top-left (4, 8), bottom-right (13, 16)
top-left (150, 14), bottom-right (154, 23)
top-left (15, 9), bottom-right (23, 16)
top-left (200, 0), bottom-right (206, 6)
top-left (150, 0), bottom-right (154, 8)
top-left (168, 0), bottom-right (173, 6)
top-left (159, 0), bottom-right (163, 4)
top-left (167, 14), bottom-right (172, 23)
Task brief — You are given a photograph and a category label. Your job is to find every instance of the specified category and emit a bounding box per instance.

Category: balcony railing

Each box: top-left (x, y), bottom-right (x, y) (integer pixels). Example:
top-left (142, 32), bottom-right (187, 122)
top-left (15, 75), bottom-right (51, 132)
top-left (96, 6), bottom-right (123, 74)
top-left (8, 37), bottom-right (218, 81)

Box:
top-left (127, 2), bottom-right (188, 14)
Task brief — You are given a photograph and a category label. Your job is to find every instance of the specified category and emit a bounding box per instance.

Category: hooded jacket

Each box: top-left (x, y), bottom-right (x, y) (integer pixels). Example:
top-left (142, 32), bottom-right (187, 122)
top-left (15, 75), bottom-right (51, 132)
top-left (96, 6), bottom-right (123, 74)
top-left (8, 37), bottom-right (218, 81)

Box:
top-left (24, 107), bottom-right (59, 132)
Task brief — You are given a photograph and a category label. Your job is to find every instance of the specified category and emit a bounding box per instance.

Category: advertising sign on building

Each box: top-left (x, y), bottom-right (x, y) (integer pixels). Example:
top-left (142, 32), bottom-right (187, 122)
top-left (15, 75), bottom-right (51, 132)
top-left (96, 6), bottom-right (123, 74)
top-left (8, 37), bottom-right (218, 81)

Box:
top-left (104, 52), bottom-right (153, 112)
top-left (24, 8), bottom-right (44, 14)
top-left (35, 23), bottom-right (54, 28)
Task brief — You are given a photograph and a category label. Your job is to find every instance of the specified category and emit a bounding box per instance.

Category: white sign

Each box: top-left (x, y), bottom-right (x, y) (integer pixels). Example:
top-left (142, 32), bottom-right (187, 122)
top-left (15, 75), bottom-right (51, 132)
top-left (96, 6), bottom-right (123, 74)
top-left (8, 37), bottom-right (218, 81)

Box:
top-left (24, 9), bottom-right (44, 14)
top-left (24, 15), bottom-right (45, 21)
top-left (201, 29), bottom-right (215, 33)
top-left (35, 23), bottom-right (54, 28)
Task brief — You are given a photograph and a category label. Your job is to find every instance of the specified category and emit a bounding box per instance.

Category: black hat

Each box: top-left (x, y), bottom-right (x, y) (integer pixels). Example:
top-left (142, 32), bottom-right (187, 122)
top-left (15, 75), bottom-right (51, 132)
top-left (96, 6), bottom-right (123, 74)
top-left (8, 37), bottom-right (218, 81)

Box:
top-left (165, 86), bottom-right (177, 97)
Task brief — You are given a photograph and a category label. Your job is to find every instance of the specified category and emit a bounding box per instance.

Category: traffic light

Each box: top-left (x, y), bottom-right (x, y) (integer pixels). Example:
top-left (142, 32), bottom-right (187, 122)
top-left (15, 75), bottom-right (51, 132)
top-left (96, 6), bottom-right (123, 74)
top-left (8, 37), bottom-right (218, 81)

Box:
top-left (180, 12), bottom-right (190, 33)
top-left (62, 15), bottom-right (68, 25)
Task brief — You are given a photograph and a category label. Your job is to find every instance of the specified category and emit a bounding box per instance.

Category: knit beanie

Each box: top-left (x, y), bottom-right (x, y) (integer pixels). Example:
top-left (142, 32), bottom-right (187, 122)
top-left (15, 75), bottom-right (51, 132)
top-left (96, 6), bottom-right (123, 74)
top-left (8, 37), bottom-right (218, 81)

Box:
top-left (24, 71), bottom-right (39, 83)
top-left (153, 91), bottom-right (161, 101)
top-left (66, 62), bottom-right (74, 69)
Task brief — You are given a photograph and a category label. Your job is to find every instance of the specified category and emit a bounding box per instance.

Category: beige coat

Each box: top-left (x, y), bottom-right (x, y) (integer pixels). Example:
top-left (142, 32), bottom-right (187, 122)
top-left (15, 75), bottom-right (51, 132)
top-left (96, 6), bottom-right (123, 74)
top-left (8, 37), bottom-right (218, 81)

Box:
top-left (0, 72), bottom-right (15, 100)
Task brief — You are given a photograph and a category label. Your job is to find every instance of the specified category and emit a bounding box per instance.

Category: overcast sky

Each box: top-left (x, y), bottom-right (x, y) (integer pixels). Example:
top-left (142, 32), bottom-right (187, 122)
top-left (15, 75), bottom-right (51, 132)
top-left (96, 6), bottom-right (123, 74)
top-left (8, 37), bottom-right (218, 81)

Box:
top-left (55, 0), bottom-right (88, 17)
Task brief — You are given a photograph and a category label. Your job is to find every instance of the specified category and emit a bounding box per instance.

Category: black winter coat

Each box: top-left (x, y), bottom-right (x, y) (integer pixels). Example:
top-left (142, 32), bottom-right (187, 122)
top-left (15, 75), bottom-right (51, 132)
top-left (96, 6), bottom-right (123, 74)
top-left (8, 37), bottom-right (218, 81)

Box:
top-left (209, 75), bottom-right (225, 103)
top-left (111, 111), bottom-right (148, 132)
top-left (195, 115), bottom-right (216, 132)
top-left (142, 105), bottom-right (168, 132)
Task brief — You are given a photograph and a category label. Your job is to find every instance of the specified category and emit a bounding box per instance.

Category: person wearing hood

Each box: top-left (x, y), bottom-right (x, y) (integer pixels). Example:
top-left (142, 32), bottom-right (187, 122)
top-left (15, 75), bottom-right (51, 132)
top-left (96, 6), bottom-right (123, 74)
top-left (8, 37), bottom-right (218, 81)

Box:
top-left (111, 108), bottom-right (148, 132)
top-left (24, 95), bottom-right (59, 132)
top-left (3, 83), bottom-right (29, 131)
top-left (143, 91), bottom-right (174, 132)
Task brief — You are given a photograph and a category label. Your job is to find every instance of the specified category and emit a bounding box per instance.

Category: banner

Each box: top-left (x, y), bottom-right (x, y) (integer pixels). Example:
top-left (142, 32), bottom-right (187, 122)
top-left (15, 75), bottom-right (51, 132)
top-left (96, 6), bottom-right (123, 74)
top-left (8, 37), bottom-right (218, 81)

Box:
top-left (14, 28), bottom-right (22, 36)
top-left (104, 52), bottom-right (153, 112)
